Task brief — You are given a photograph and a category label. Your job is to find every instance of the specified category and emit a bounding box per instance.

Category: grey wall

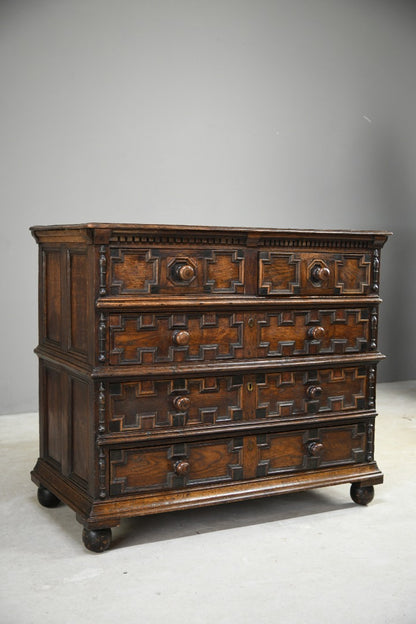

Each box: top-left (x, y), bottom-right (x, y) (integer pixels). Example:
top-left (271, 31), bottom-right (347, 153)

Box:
top-left (1, 0), bottom-right (415, 414)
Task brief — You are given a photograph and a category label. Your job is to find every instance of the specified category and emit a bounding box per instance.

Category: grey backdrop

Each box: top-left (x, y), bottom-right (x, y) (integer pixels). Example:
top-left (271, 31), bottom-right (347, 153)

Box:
top-left (1, 0), bottom-right (415, 414)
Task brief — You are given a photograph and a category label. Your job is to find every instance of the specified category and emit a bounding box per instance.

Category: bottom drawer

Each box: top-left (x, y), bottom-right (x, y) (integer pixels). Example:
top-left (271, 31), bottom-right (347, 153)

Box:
top-left (109, 422), bottom-right (369, 496)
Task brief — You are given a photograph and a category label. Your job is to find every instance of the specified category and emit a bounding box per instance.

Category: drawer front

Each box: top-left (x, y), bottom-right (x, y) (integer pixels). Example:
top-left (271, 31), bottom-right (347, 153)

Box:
top-left (109, 247), bottom-right (246, 296)
top-left (108, 423), bottom-right (369, 495)
top-left (259, 251), bottom-right (372, 296)
top-left (106, 306), bottom-right (373, 366)
top-left (253, 308), bottom-right (372, 358)
top-left (107, 375), bottom-right (244, 433)
top-left (253, 365), bottom-right (369, 420)
top-left (104, 365), bottom-right (372, 436)
top-left (108, 311), bottom-right (244, 365)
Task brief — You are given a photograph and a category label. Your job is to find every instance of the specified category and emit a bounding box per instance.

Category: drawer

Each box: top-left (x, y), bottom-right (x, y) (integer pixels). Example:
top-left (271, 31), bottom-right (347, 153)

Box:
top-left (258, 251), bottom-right (372, 296)
top-left (108, 311), bottom-right (245, 365)
top-left (108, 422), bottom-right (369, 495)
top-left (106, 306), bottom-right (374, 366)
top-left (104, 364), bottom-right (372, 435)
top-left (252, 365), bottom-right (370, 419)
top-left (253, 307), bottom-right (373, 357)
top-left (108, 247), bottom-right (246, 296)
top-left (107, 375), bottom-right (244, 433)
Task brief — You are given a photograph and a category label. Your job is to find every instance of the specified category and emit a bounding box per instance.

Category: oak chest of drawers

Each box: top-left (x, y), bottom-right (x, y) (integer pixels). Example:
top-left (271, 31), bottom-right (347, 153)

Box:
top-left (30, 223), bottom-right (390, 551)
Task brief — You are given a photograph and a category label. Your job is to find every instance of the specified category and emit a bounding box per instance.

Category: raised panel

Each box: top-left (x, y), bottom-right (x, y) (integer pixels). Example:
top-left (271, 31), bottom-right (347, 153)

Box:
top-left (110, 249), bottom-right (159, 295)
top-left (44, 365), bottom-right (63, 466)
top-left (42, 249), bottom-right (62, 345)
top-left (256, 308), bottom-right (370, 357)
top-left (203, 250), bottom-right (245, 293)
top-left (318, 426), bottom-right (366, 465)
top-left (109, 438), bottom-right (243, 495)
top-left (68, 249), bottom-right (89, 358)
top-left (256, 424), bottom-right (367, 476)
top-left (259, 252), bottom-right (372, 296)
top-left (70, 377), bottom-right (89, 483)
top-left (109, 312), bottom-right (244, 365)
top-left (108, 375), bottom-right (244, 433)
top-left (255, 366), bottom-right (368, 420)
top-left (259, 252), bottom-right (301, 295)
top-left (110, 447), bottom-right (170, 494)
top-left (334, 254), bottom-right (371, 294)
top-left (108, 247), bottom-right (247, 296)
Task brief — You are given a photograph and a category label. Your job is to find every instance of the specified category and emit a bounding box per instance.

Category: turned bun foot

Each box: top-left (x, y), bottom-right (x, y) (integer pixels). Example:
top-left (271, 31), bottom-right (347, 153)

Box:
top-left (82, 528), bottom-right (112, 553)
top-left (37, 486), bottom-right (61, 508)
top-left (350, 483), bottom-right (375, 506)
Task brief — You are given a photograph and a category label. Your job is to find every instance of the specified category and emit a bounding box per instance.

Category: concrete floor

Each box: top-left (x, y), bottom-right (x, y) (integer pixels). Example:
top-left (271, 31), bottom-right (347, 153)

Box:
top-left (0, 380), bottom-right (415, 624)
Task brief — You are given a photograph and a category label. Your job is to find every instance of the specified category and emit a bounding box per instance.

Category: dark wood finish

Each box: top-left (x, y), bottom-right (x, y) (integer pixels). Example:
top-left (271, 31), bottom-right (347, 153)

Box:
top-left (30, 224), bottom-right (390, 551)
top-left (37, 485), bottom-right (61, 508)
top-left (82, 527), bottom-right (112, 553)
top-left (350, 483), bottom-right (375, 505)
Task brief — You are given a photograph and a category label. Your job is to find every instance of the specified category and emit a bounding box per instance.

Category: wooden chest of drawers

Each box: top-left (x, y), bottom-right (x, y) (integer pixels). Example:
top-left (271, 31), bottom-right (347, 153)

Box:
top-left (30, 224), bottom-right (390, 552)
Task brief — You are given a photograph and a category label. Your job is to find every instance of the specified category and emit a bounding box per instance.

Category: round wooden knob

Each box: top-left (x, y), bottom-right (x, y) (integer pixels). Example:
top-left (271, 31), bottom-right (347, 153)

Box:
top-left (306, 385), bottom-right (323, 399)
top-left (178, 264), bottom-right (195, 281)
top-left (171, 263), bottom-right (195, 282)
top-left (308, 442), bottom-right (324, 456)
top-left (173, 460), bottom-right (190, 476)
top-left (311, 265), bottom-right (330, 282)
top-left (172, 396), bottom-right (190, 411)
top-left (307, 326), bottom-right (325, 340)
top-left (172, 330), bottom-right (190, 346)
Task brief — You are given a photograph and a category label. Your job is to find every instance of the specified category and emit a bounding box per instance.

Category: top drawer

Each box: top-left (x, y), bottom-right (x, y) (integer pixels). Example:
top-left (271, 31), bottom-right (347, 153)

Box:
top-left (108, 247), bottom-right (246, 296)
top-left (258, 251), bottom-right (373, 297)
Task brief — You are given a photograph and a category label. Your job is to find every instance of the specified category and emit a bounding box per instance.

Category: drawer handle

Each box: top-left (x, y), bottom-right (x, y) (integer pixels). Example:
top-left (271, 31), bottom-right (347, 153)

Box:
top-left (173, 460), bottom-right (190, 476)
top-left (172, 330), bottom-right (190, 346)
top-left (306, 385), bottom-right (323, 400)
top-left (311, 265), bottom-right (330, 283)
top-left (308, 441), bottom-right (324, 456)
top-left (172, 263), bottom-right (195, 282)
top-left (307, 326), bottom-right (325, 340)
top-left (172, 396), bottom-right (191, 411)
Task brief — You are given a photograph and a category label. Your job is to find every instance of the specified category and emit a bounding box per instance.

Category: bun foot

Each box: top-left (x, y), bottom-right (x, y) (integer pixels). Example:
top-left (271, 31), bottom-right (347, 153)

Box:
top-left (350, 483), bottom-right (375, 505)
top-left (82, 528), bottom-right (112, 553)
top-left (37, 486), bottom-right (61, 508)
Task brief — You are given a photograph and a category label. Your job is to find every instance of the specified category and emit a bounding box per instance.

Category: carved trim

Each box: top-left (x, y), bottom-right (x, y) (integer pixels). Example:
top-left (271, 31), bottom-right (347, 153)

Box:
top-left (367, 422), bottom-right (374, 462)
top-left (368, 366), bottom-right (376, 408)
top-left (98, 446), bottom-right (106, 499)
top-left (98, 313), bottom-right (106, 363)
top-left (98, 382), bottom-right (105, 435)
top-left (97, 382), bottom-right (107, 498)
top-left (108, 233), bottom-right (374, 249)
top-left (369, 306), bottom-right (378, 350)
top-left (109, 233), bottom-right (246, 245)
top-left (259, 238), bottom-right (372, 249)
top-left (372, 249), bottom-right (380, 293)
top-left (99, 245), bottom-right (107, 296)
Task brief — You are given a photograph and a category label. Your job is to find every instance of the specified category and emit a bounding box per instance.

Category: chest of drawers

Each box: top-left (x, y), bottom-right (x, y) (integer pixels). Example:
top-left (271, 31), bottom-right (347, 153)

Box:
top-left (30, 224), bottom-right (390, 552)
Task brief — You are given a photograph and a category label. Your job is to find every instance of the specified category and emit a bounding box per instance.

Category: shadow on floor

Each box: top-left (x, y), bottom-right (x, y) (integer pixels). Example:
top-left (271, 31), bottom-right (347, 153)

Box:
top-left (112, 488), bottom-right (355, 549)
top-left (31, 485), bottom-right (358, 551)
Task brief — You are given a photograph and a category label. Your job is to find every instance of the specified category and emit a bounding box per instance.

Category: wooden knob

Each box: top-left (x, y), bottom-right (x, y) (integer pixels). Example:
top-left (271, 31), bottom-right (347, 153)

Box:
top-left (308, 442), bottom-right (324, 456)
top-left (311, 265), bottom-right (330, 283)
top-left (173, 330), bottom-right (190, 346)
top-left (172, 263), bottom-right (195, 281)
top-left (306, 385), bottom-right (323, 399)
top-left (172, 396), bottom-right (190, 411)
top-left (173, 460), bottom-right (190, 475)
top-left (178, 264), bottom-right (195, 280)
top-left (307, 326), bottom-right (325, 340)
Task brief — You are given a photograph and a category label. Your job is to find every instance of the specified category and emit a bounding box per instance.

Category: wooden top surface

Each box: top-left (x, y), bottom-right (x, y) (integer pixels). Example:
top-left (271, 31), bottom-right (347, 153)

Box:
top-left (30, 222), bottom-right (392, 237)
